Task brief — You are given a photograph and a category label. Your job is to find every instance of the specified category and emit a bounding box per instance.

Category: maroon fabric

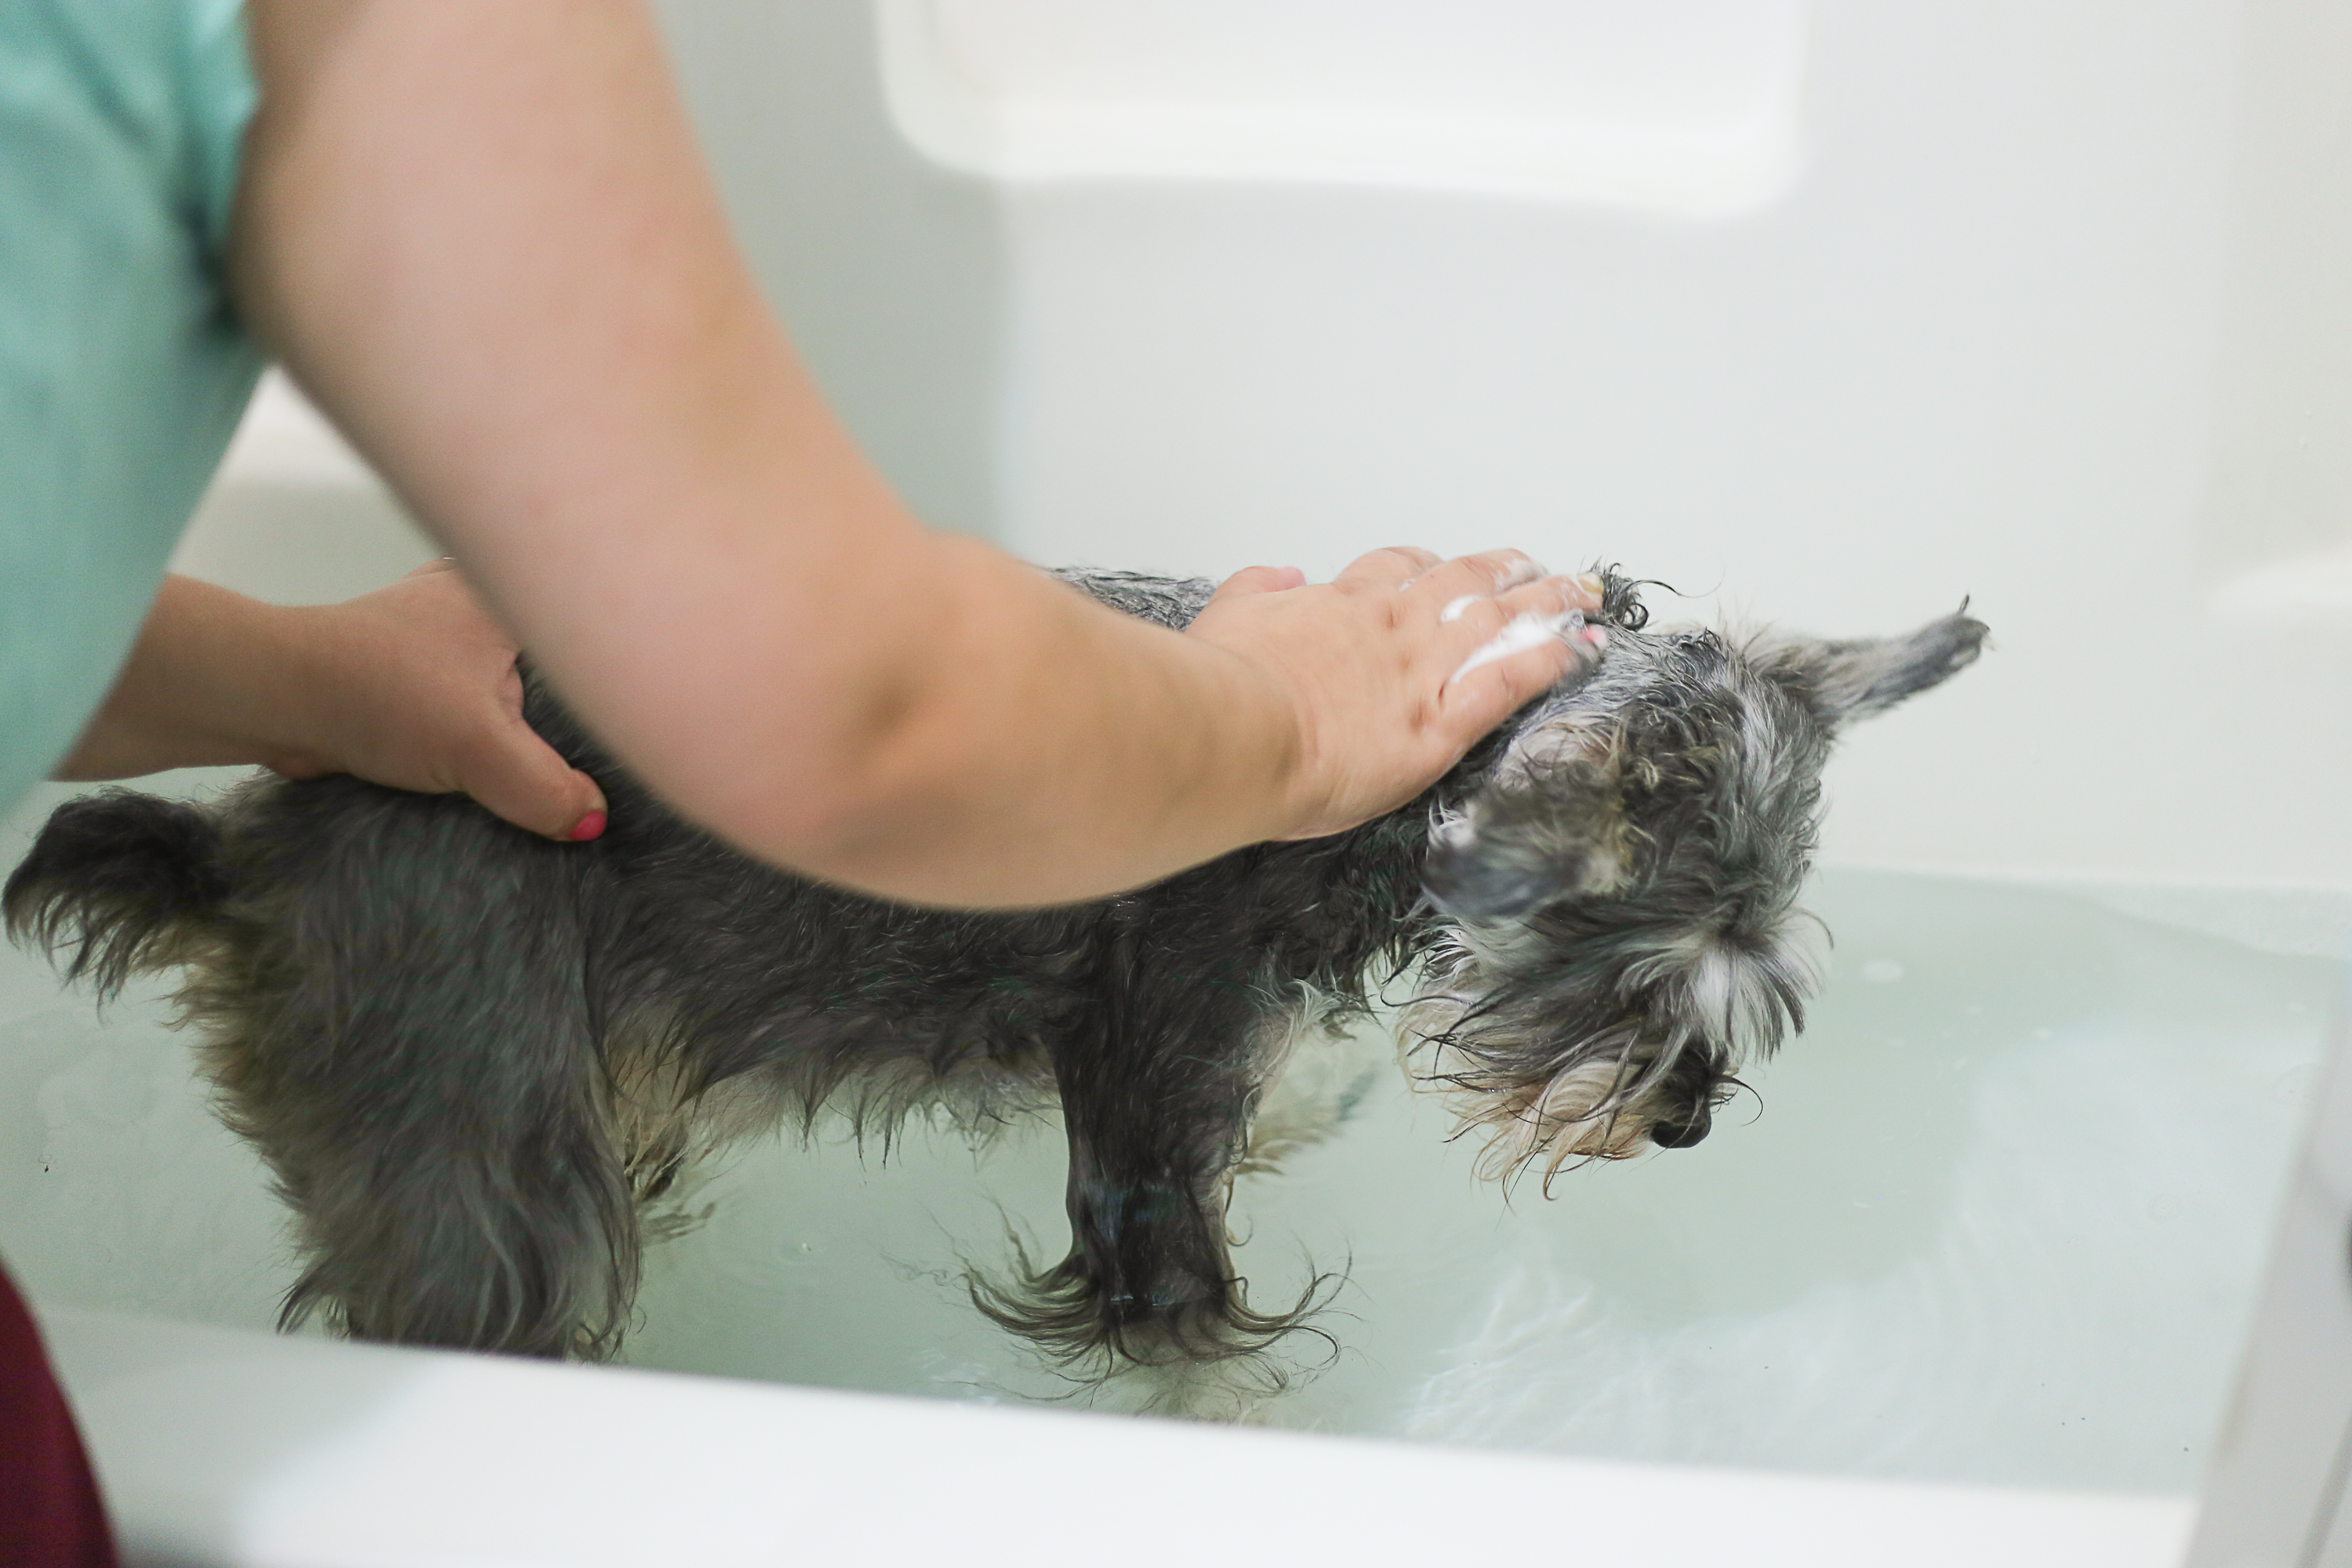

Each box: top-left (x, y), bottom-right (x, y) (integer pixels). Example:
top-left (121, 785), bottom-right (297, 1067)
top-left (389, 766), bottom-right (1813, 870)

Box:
top-left (0, 1263), bottom-right (117, 1568)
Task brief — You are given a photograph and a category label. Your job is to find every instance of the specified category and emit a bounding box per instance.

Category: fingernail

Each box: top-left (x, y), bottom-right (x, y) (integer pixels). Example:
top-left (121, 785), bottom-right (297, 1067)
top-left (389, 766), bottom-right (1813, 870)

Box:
top-left (568, 809), bottom-right (607, 842)
top-left (1576, 572), bottom-right (1606, 600)
top-left (1581, 625), bottom-right (1610, 650)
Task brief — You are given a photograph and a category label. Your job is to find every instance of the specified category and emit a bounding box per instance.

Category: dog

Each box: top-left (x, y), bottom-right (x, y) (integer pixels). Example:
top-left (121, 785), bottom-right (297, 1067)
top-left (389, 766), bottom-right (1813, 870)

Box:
top-left (4, 568), bottom-right (1984, 1377)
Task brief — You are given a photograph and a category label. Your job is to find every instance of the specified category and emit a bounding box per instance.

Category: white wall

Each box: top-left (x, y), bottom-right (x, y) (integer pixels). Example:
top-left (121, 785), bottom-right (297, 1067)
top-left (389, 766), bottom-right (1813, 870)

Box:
top-left (201, 0), bottom-right (2352, 891)
top-left (644, 0), bottom-right (2352, 891)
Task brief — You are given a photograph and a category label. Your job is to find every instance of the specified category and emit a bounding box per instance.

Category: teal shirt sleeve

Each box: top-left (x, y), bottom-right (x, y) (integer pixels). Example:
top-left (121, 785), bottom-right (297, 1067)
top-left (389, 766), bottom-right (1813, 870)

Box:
top-left (0, 0), bottom-right (264, 815)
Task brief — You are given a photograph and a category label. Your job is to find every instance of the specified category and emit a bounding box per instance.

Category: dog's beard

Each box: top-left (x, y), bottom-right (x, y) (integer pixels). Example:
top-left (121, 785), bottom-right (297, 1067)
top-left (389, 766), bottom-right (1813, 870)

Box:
top-left (1406, 904), bottom-right (1819, 1184)
top-left (1404, 993), bottom-right (1679, 1178)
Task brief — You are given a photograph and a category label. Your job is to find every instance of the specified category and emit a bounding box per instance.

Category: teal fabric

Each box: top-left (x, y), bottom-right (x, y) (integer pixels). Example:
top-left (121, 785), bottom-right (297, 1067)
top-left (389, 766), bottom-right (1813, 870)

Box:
top-left (0, 1), bottom-right (262, 816)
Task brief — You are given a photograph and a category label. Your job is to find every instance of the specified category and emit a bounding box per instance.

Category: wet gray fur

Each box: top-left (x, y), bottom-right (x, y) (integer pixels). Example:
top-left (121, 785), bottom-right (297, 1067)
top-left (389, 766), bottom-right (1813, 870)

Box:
top-left (2, 568), bottom-right (1984, 1374)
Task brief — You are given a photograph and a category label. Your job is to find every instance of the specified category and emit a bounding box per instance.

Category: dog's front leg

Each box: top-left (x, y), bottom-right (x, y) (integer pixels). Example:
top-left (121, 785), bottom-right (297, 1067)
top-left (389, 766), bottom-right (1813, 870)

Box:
top-left (977, 925), bottom-right (1313, 1369)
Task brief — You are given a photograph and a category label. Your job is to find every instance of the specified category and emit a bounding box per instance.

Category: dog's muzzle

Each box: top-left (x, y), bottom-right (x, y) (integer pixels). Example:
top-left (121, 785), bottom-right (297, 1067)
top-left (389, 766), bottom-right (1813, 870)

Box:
top-left (1648, 1103), bottom-right (1714, 1148)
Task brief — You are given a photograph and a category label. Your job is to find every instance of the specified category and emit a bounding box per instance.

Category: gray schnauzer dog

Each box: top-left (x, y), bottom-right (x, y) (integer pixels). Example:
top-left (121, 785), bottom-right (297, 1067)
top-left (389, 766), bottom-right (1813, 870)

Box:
top-left (5, 568), bottom-right (1983, 1374)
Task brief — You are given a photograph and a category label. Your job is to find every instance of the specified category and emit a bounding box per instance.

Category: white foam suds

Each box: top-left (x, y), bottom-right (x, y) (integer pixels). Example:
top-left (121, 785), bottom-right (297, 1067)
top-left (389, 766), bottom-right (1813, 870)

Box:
top-left (1448, 609), bottom-right (1589, 685)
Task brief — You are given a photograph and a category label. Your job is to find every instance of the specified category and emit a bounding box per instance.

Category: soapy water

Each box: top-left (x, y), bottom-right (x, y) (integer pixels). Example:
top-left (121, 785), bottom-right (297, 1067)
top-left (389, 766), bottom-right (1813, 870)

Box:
top-left (0, 780), bottom-right (2332, 1492)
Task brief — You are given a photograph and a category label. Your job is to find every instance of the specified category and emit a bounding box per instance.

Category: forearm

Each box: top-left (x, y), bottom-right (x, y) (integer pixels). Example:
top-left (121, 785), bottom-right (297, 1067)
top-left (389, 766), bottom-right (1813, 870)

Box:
top-left (631, 535), bottom-right (1302, 906)
top-left (232, 0), bottom-right (1298, 905)
top-left (60, 560), bottom-right (1290, 904)
top-left (230, 0), bottom-right (1590, 907)
top-left (58, 576), bottom-right (325, 780)
top-left (432, 423), bottom-right (1301, 902)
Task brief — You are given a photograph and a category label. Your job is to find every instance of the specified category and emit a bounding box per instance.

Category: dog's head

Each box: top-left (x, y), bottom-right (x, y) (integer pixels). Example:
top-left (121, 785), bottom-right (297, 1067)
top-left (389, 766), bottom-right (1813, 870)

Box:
top-left (1411, 571), bottom-right (1986, 1181)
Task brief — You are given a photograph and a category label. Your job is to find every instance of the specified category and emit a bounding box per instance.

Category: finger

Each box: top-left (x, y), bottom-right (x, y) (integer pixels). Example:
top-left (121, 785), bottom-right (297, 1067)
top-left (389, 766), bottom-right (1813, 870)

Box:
top-left (1443, 604), bottom-right (1606, 690)
top-left (457, 719), bottom-right (610, 841)
top-left (1430, 580), bottom-right (1599, 667)
top-left (1441, 632), bottom-right (1596, 735)
top-left (1405, 550), bottom-right (1551, 610)
top-left (1492, 574), bottom-right (1603, 625)
top-left (1334, 546), bottom-right (1443, 591)
top-left (1438, 572), bottom-right (1596, 633)
top-left (1207, 564), bottom-right (1307, 601)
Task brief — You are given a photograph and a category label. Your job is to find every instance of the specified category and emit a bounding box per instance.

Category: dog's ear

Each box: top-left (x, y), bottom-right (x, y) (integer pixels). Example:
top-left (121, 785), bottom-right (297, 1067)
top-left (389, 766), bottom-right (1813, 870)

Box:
top-left (1751, 607), bottom-right (1987, 724)
top-left (1421, 746), bottom-right (1635, 922)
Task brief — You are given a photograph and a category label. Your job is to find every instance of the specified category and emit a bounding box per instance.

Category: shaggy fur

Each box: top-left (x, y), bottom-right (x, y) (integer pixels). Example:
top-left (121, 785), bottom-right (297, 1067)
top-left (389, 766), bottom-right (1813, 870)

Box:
top-left (4, 568), bottom-right (1983, 1372)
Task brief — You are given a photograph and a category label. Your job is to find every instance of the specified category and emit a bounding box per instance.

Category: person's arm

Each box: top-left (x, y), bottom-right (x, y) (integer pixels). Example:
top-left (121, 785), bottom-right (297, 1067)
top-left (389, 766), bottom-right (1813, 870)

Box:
top-left (58, 564), bottom-right (608, 840)
top-left (223, 0), bottom-right (1598, 907)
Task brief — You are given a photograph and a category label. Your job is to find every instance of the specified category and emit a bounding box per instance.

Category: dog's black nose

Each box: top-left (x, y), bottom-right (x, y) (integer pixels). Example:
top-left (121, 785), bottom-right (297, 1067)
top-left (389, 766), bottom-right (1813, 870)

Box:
top-left (1649, 1105), bottom-right (1712, 1149)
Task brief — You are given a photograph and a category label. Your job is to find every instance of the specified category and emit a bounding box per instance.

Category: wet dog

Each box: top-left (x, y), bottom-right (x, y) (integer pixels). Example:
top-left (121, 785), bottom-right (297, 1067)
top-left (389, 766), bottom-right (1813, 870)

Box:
top-left (5, 568), bottom-right (1983, 1377)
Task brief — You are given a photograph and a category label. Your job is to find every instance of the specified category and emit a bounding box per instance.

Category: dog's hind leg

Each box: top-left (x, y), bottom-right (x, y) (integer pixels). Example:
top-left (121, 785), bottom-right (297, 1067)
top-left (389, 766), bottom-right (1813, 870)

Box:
top-left (205, 785), bottom-right (637, 1359)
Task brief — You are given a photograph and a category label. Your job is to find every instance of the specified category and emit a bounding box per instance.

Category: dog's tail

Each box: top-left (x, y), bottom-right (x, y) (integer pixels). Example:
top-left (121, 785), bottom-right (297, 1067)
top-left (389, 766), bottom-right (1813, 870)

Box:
top-left (2, 789), bottom-right (231, 998)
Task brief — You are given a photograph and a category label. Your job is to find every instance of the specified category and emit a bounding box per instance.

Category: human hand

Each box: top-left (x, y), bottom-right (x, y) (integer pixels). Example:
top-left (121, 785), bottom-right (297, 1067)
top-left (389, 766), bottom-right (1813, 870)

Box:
top-left (62, 564), bottom-right (607, 841)
top-left (1183, 548), bottom-right (1606, 841)
top-left (268, 561), bottom-right (608, 840)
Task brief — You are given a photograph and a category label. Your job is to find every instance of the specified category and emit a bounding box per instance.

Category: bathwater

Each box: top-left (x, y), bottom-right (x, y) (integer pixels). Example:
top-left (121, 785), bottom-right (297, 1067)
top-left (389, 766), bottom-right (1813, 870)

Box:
top-left (0, 776), bottom-right (2334, 1494)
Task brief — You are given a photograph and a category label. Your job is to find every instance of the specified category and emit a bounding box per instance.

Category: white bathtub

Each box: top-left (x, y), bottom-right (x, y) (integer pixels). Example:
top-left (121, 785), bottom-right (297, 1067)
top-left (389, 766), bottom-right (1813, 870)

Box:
top-left (6, 0), bottom-right (2350, 1561)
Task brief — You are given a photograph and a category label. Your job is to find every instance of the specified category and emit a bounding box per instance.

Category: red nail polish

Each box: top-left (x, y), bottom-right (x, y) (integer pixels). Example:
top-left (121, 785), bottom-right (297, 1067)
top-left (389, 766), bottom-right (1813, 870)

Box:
top-left (568, 810), bottom-right (607, 842)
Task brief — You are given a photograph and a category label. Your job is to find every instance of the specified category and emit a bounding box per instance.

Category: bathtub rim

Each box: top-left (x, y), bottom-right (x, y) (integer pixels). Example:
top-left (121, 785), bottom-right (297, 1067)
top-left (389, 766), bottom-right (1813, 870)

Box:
top-left (38, 1304), bottom-right (2193, 1568)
